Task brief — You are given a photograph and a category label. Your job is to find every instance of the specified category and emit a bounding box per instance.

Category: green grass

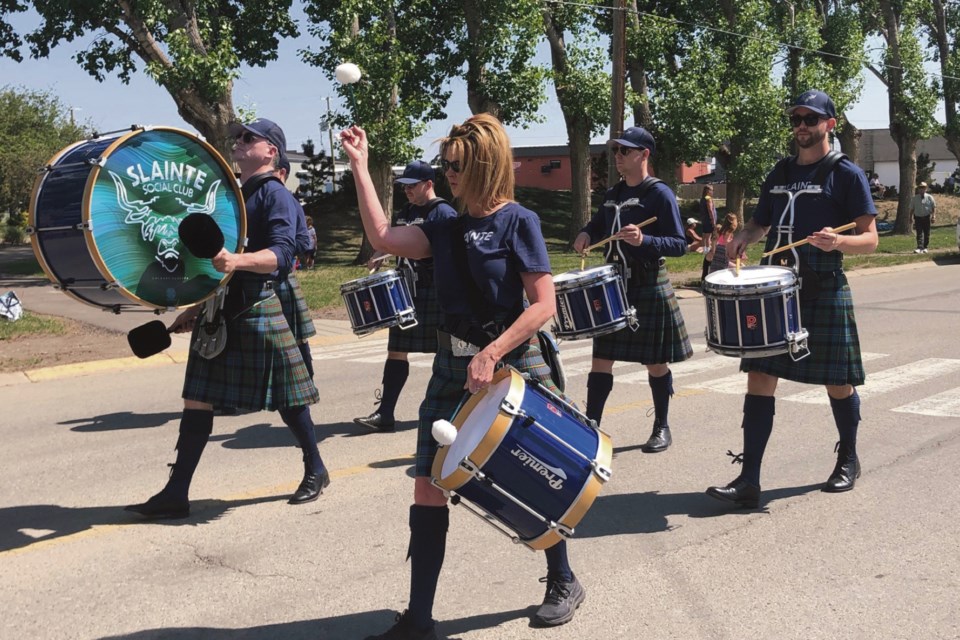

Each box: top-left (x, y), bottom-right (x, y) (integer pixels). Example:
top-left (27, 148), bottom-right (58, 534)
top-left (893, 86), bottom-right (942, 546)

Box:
top-left (0, 257), bottom-right (44, 277)
top-left (0, 312), bottom-right (67, 340)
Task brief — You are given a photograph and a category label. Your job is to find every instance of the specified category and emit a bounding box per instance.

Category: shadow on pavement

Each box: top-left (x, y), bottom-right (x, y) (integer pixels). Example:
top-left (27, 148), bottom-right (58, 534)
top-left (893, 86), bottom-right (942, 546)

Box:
top-left (96, 605), bottom-right (533, 639)
top-left (0, 495), bottom-right (289, 553)
top-left (61, 411), bottom-right (182, 433)
top-left (575, 483), bottom-right (822, 538)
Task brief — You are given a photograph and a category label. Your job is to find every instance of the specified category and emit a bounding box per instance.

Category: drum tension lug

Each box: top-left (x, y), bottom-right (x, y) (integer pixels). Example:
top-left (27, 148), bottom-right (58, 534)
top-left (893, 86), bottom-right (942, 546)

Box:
top-left (591, 462), bottom-right (613, 483)
top-left (449, 494), bottom-right (461, 506)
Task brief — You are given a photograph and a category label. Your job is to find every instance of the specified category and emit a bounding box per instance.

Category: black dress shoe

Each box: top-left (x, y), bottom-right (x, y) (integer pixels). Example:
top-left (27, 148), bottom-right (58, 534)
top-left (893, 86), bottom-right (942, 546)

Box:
top-left (822, 456), bottom-right (861, 493)
top-left (641, 422), bottom-right (672, 453)
top-left (706, 477), bottom-right (761, 509)
top-left (289, 467), bottom-right (330, 504)
top-left (125, 489), bottom-right (190, 519)
top-left (354, 412), bottom-right (396, 432)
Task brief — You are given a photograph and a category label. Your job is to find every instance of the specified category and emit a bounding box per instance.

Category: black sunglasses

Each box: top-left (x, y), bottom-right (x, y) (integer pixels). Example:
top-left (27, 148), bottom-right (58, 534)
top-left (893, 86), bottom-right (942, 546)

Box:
top-left (235, 131), bottom-right (262, 144)
top-left (441, 159), bottom-right (462, 173)
top-left (612, 145), bottom-right (639, 156)
top-left (789, 113), bottom-right (825, 128)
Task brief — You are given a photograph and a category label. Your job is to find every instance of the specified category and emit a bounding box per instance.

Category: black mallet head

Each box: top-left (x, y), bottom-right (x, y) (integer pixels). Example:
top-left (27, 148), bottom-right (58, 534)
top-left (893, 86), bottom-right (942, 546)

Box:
top-left (127, 320), bottom-right (172, 359)
top-left (178, 213), bottom-right (224, 259)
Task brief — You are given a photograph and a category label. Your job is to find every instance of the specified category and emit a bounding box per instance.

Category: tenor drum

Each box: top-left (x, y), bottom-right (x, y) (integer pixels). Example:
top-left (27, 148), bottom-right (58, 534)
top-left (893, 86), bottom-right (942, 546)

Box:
top-left (28, 127), bottom-right (245, 312)
top-left (432, 367), bottom-right (613, 550)
top-left (340, 269), bottom-right (417, 336)
top-left (702, 265), bottom-right (809, 360)
top-left (552, 265), bottom-right (636, 340)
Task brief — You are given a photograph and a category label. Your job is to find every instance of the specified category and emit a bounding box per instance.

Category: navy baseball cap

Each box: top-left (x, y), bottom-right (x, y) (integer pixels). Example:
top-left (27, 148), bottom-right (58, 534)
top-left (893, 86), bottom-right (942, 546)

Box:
top-left (228, 118), bottom-right (287, 154)
top-left (786, 90), bottom-right (836, 119)
top-left (395, 160), bottom-right (435, 185)
top-left (610, 126), bottom-right (656, 156)
top-left (278, 156), bottom-right (291, 175)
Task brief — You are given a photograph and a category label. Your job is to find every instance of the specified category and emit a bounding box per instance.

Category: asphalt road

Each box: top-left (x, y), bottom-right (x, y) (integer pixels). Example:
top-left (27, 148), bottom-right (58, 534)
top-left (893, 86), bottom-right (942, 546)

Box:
top-left (2, 261), bottom-right (959, 640)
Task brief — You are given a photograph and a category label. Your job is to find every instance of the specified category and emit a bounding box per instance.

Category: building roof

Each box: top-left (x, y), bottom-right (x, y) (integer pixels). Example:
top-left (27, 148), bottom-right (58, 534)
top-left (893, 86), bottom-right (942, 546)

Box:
top-left (860, 129), bottom-right (955, 165)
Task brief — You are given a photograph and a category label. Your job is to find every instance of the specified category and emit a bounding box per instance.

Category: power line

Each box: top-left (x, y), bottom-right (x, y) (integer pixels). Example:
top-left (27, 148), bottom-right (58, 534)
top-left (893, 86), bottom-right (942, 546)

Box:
top-left (543, 0), bottom-right (960, 83)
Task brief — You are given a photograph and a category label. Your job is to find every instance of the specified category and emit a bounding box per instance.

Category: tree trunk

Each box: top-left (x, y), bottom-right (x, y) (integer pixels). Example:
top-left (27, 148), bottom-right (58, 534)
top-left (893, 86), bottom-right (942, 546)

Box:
top-left (462, 0), bottom-right (503, 118)
top-left (715, 142), bottom-right (746, 219)
top-left (171, 86), bottom-right (236, 162)
top-left (892, 133), bottom-right (917, 235)
top-left (930, 0), bottom-right (960, 163)
top-left (836, 120), bottom-right (861, 166)
top-left (567, 122), bottom-right (593, 239)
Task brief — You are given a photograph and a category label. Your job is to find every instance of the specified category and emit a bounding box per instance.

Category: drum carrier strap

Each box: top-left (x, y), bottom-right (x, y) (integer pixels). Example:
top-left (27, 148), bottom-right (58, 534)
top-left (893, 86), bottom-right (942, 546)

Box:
top-left (396, 197), bottom-right (448, 293)
top-left (606, 177), bottom-right (663, 285)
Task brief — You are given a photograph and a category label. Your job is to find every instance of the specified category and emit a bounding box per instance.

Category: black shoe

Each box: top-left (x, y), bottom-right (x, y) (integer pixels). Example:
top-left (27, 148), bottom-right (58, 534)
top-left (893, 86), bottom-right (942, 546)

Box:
top-left (533, 576), bottom-right (586, 627)
top-left (706, 477), bottom-right (761, 509)
top-left (125, 488), bottom-right (189, 520)
top-left (289, 467), bottom-right (330, 504)
top-left (354, 412), bottom-right (396, 432)
top-left (823, 447), bottom-right (861, 493)
top-left (641, 422), bottom-right (672, 453)
top-left (364, 611), bottom-right (438, 640)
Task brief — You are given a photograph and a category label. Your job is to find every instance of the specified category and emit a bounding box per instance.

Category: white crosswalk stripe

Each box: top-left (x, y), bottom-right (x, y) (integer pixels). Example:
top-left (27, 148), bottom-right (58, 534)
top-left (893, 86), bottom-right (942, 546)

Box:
top-left (891, 387), bottom-right (960, 418)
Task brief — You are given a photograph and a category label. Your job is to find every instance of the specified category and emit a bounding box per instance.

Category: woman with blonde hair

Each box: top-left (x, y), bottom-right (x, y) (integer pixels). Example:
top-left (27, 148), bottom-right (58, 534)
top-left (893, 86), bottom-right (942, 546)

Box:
top-left (341, 113), bottom-right (584, 640)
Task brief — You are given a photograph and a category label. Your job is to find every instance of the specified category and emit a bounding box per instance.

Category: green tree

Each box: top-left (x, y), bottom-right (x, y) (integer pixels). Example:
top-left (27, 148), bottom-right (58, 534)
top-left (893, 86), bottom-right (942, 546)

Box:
top-left (297, 139), bottom-right (332, 204)
top-left (922, 0), bottom-right (960, 166)
top-left (0, 87), bottom-right (86, 242)
top-left (0, 2), bottom-right (298, 159)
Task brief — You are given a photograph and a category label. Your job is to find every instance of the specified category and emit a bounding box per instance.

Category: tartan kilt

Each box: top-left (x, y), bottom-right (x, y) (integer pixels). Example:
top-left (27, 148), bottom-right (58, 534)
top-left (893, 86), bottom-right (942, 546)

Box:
top-left (276, 273), bottom-right (316, 344)
top-left (415, 336), bottom-right (561, 477)
top-left (182, 278), bottom-right (319, 411)
top-left (593, 264), bottom-right (693, 365)
top-left (387, 280), bottom-right (443, 353)
top-left (740, 272), bottom-right (865, 385)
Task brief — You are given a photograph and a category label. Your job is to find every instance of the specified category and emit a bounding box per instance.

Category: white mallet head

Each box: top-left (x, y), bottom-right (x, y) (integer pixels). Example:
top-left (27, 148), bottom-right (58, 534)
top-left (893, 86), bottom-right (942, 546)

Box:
top-left (335, 62), bottom-right (362, 85)
top-left (431, 419), bottom-right (458, 446)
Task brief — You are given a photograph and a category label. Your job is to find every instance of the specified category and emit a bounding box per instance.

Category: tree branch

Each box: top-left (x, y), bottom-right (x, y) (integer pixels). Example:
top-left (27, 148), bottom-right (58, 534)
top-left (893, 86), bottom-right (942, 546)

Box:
top-left (116, 0), bottom-right (173, 70)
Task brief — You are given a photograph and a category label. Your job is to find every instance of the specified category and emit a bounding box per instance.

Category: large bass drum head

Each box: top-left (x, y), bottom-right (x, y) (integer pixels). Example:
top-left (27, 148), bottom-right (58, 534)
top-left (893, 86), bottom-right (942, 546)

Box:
top-left (85, 127), bottom-right (244, 309)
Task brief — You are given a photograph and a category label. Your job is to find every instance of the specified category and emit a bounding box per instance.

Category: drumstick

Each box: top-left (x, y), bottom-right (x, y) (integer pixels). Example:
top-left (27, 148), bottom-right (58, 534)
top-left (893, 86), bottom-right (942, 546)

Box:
top-left (735, 257), bottom-right (740, 277)
top-left (761, 222), bottom-right (857, 258)
top-left (367, 253), bottom-right (394, 274)
top-left (580, 217), bottom-right (658, 262)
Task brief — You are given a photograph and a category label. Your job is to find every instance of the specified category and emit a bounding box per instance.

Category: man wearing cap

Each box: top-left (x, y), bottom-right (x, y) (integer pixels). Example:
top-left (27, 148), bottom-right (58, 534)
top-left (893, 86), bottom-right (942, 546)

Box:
top-left (354, 161), bottom-right (458, 432)
top-left (706, 90), bottom-right (878, 510)
top-left (909, 181), bottom-right (935, 253)
top-left (573, 126), bottom-right (693, 451)
top-left (126, 118), bottom-right (330, 519)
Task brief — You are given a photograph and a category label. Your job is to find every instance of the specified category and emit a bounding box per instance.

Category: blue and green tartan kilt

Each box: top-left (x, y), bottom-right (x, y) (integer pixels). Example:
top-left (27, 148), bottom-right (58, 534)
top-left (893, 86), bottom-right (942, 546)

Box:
top-left (387, 281), bottom-right (443, 353)
top-left (415, 336), bottom-right (561, 477)
top-left (593, 265), bottom-right (694, 365)
top-left (740, 272), bottom-right (865, 386)
top-left (182, 279), bottom-right (319, 411)
top-left (276, 273), bottom-right (316, 344)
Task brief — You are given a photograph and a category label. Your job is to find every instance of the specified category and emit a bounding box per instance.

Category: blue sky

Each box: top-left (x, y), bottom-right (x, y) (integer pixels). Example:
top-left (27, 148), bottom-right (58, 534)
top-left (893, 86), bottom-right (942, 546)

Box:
top-left (0, 11), bottom-right (910, 161)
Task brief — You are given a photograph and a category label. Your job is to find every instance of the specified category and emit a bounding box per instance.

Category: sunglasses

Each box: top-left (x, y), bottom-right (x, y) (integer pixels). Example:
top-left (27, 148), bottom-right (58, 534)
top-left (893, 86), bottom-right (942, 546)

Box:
top-left (441, 159), bottom-right (462, 173)
top-left (235, 131), bottom-right (263, 144)
top-left (612, 145), bottom-right (639, 156)
top-left (789, 113), bottom-right (825, 128)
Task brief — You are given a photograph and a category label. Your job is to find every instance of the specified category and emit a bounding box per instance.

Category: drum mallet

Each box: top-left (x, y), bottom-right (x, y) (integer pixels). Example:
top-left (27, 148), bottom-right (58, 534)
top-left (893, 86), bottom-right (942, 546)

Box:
top-left (335, 62), bottom-right (363, 116)
top-left (127, 320), bottom-right (173, 359)
top-left (178, 212), bottom-right (225, 258)
top-left (580, 217), bottom-right (657, 269)
top-left (368, 253), bottom-right (394, 275)
top-left (761, 222), bottom-right (857, 258)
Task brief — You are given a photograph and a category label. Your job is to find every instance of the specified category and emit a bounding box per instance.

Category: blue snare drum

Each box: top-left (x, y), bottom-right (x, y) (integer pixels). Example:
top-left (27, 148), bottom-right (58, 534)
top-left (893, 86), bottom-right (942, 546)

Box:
top-left (552, 265), bottom-right (636, 340)
top-left (341, 269), bottom-right (417, 336)
top-left (432, 367), bottom-right (613, 550)
top-left (28, 127), bottom-right (245, 312)
top-left (702, 265), bottom-right (809, 360)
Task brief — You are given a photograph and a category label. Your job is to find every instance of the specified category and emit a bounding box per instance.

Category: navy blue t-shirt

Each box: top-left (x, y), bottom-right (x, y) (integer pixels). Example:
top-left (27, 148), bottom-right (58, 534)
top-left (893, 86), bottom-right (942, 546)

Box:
top-left (752, 157), bottom-right (876, 238)
top-left (581, 180), bottom-right (687, 262)
top-left (420, 202), bottom-right (551, 317)
top-left (244, 176), bottom-right (300, 276)
top-left (394, 198), bottom-right (458, 271)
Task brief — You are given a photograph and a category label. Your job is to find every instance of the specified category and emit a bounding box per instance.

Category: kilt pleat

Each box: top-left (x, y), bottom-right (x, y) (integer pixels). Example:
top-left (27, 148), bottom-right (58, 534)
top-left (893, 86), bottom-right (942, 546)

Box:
top-left (415, 337), bottom-right (560, 477)
top-left (182, 278), bottom-right (319, 411)
top-left (277, 272), bottom-right (316, 344)
top-left (592, 265), bottom-right (693, 364)
top-left (387, 280), bottom-right (443, 353)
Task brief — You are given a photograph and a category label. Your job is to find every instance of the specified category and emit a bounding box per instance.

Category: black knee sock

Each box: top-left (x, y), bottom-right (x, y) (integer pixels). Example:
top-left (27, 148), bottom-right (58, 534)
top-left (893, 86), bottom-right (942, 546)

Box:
top-left (544, 541), bottom-right (573, 583)
top-left (407, 505), bottom-right (449, 630)
top-left (740, 394), bottom-right (775, 486)
top-left (298, 341), bottom-right (314, 379)
top-left (586, 372), bottom-right (614, 425)
top-left (830, 388), bottom-right (861, 455)
top-left (166, 409), bottom-right (214, 499)
top-left (648, 370), bottom-right (674, 427)
top-left (378, 359), bottom-right (409, 422)
top-left (279, 406), bottom-right (325, 475)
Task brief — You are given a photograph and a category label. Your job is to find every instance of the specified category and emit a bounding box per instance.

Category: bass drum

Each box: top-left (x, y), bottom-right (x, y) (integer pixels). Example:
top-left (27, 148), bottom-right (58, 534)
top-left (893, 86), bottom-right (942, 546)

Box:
top-left (28, 126), bottom-right (245, 312)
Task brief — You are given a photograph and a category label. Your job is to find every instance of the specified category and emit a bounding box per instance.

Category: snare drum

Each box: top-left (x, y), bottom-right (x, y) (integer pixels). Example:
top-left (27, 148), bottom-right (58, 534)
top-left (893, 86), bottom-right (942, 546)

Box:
top-left (432, 367), bottom-right (613, 550)
top-left (702, 265), bottom-right (809, 359)
top-left (28, 127), bottom-right (245, 312)
top-left (552, 265), bottom-right (636, 340)
top-left (341, 269), bottom-right (417, 336)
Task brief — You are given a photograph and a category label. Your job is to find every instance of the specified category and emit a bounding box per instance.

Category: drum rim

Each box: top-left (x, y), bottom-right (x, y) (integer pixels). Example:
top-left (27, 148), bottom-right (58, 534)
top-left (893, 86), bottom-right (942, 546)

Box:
top-left (553, 264), bottom-right (619, 287)
top-left (340, 268), bottom-right (402, 291)
top-left (703, 265), bottom-right (796, 290)
top-left (431, 366), bottom-right (524, 490)
top-left (75, 126), bottom-right (245, 311)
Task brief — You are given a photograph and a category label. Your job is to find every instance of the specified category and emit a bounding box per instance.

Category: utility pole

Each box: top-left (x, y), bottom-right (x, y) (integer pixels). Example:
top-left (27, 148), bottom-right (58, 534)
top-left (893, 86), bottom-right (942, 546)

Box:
top-left (608, 0), bottom-right (626, 187)
top-left (326, 96), bottom-right (337, 193)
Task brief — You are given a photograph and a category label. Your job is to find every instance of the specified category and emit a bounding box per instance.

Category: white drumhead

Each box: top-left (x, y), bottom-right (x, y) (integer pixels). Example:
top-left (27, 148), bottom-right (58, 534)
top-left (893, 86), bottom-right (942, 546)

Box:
top-left (440, 374), bottom-right (515, 479)
top-left (704, 265), bottom-right (796, 287)
top-left (553, 264), bottom-right (617, 285)
top-left (341, 269), bottom-right (398, 292)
